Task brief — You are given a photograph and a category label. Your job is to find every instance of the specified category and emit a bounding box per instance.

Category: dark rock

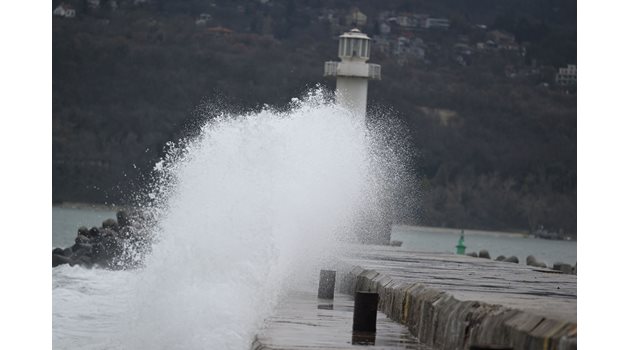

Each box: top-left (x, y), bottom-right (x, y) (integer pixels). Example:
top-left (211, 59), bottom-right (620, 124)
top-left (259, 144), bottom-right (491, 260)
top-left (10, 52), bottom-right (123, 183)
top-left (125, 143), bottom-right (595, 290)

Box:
top-left (100, 228), bottom-right (116, 238)
top-left (505, 256), bottom-right (519, 264)
top-left (92, 242), bottom-right (106, 260)
top-left (61, 211), bottom-right (152, 270)
top-left (526, 255), bottom-right (537, 266)
top-left (71, 243), bottom-right (93, 256)
top-left (526, 255), bottom-right (548, 268)
top-left (53, 253), bottom-right (71, 267)
top-left (467, 252), bottom-right (478, 258)
top-left (121, 209), bottom-right (155, 231)
top-left (390, 240), bottom-right (402, 247)
top-left (102, 218), bottom-right (119, 231)
top-left (117, 210), bottom-right (131, 227)
top-left (535, 261), bottom-right (547, 268)
top-left (77, 226), bottom-right (89, 237)
top-left (552, 262), bottom-right (572, 274)
top-left (53, 248), bottom-right (64, 256)
top-left (101, 230), bottom-right (122, 257)
top-left (75, 234), bottom-right (90, 244)
top-left (88, 227), bottom-right (101, 239)
top-left (479, 249), bottom-right (491, 259)
top-left (70, 255), bottom-right (94, 268)
top-left (495, 255), bottom-right (506, 261)
top-left (63, 247), bottom-right (73, 257)
top-left (118, 226), bottom-right (134, 239)
top-left (92, 232), bottom-right (122, 266)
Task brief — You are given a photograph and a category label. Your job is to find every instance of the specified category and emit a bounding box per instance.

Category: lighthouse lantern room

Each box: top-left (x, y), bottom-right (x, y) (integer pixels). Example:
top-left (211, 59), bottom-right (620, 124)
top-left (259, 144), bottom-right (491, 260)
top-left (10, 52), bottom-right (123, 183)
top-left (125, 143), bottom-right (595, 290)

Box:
top-left (324, 28), bottom-right (381, 122)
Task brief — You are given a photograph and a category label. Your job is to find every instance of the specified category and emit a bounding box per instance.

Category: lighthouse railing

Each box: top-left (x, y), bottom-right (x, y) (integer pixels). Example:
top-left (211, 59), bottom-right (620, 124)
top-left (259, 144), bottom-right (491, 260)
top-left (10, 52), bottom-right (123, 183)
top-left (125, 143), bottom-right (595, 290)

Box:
top-left (368, 64), bottom-right (381, 80)
top-left (324, 61), bottom-right (339, 77)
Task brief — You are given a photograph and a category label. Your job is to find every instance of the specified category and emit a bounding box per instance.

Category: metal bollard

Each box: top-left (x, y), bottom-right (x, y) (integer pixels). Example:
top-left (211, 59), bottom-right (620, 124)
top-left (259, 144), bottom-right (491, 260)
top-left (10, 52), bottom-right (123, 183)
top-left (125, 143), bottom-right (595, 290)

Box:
top-left (352, 291), bottom-right (379, 332)
top-left (318, 270), bottom-right (336, 299)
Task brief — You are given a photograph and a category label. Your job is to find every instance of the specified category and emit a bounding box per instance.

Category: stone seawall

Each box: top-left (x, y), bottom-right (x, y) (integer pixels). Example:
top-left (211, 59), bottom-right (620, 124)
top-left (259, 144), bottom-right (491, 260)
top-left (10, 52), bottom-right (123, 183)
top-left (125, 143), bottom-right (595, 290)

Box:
top-left (340, 266), bottom-right (577, 350)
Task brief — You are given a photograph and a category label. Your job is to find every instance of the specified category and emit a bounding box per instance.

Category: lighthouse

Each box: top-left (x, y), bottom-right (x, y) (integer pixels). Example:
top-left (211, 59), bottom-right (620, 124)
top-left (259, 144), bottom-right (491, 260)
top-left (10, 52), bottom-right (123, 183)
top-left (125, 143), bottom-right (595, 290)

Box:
top-left (325, 29), bottom-right (390, 245)
top-left (324, 28), bottom-right (381, 122)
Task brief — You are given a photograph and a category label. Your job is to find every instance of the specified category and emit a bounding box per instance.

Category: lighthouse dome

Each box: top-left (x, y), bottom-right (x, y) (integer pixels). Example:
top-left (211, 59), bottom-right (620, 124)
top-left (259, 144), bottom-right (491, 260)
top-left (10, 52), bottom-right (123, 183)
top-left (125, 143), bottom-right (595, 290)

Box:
top-left (338, 28), bottom-right (371, 61)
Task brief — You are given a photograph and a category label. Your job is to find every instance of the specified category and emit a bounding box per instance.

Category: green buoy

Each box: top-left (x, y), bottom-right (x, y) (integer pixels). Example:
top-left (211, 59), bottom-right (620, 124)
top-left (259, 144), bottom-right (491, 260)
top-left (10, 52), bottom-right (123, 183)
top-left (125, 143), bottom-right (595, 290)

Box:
top-left (456, 230), bottom-right (466, 255)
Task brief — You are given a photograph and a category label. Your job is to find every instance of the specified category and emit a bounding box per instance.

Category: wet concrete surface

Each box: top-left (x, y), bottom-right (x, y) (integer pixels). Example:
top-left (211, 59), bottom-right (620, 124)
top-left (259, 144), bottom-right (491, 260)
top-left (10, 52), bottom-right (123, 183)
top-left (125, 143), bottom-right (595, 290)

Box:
top-left (253, 245), bottom-right (576, 349)
top-left (345, 246), bottom-right (576, 323)
top-left (253, 291), bottom-right (433, 349)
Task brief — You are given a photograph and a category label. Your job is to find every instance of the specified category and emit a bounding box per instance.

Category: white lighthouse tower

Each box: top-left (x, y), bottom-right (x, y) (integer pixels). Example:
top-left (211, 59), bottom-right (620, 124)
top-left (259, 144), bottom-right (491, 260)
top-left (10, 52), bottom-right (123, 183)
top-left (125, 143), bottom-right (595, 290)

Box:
top-left (324, 28), bottom-right (381, 122)
top-left (325, 29), bottom-right (390, 245)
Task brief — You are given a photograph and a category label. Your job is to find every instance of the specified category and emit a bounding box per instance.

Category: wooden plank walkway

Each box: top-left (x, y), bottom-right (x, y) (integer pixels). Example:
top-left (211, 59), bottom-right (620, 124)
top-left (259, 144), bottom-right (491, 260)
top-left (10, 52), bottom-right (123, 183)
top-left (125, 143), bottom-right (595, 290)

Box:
top-left (253, 245), bottom-right (577, 350)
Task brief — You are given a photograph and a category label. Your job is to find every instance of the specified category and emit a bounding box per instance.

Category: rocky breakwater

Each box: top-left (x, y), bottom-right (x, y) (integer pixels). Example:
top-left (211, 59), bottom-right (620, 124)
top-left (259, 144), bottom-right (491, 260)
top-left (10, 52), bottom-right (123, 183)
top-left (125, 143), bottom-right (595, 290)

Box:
top-left (467, 250), bottom-right (577, 275)
top-left (52, 210), bottom-right (153, 269)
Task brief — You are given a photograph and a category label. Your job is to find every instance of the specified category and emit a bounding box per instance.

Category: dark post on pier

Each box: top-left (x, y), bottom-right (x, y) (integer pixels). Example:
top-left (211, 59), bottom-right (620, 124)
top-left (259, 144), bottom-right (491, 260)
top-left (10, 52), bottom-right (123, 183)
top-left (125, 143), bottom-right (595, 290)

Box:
top-left (352, 291), bottom-right (379, 332)
top-left (318, 270), bottom-right (336, 299)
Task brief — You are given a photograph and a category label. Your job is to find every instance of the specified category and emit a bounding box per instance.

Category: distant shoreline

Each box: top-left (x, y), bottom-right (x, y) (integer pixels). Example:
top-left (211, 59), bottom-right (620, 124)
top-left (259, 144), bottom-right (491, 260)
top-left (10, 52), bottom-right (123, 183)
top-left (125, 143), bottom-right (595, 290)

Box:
top-left (52, 202), bottom-right (130, 212)
top-left (394, 224), bottom-right (529, 238)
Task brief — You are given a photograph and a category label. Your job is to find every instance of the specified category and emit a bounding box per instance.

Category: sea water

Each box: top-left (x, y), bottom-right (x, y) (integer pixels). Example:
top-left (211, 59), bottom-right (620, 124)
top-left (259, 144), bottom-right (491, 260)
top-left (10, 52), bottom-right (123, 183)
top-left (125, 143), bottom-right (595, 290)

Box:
top-left (52, 90), bottom-right (405, 349)
top-left (52, 206), bottom-right (117, 248)
top-left (391, 225), bottom-right (576, 265)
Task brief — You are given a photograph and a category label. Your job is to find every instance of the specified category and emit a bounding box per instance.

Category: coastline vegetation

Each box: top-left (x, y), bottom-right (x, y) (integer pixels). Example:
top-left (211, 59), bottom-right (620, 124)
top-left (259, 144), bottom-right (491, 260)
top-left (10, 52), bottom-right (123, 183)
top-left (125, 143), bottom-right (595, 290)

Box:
top-left (53, 0), bottom-right (576, 238)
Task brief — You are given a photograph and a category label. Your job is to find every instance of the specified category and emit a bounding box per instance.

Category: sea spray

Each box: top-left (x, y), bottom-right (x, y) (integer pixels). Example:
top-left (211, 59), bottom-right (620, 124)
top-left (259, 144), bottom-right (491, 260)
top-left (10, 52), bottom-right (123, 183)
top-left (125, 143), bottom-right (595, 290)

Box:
top-left (123, 90), bottom-right (383, 349)
top-left (52, 89), bottom-right (418, 350)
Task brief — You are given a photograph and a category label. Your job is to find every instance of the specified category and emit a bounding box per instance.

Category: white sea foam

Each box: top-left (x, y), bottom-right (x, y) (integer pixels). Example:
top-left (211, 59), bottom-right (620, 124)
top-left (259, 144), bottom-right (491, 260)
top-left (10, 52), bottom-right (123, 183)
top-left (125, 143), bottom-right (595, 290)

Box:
top-left (123, 90), bottom-right (373, 349)
top-left (54, 89), bottom-right (414, 349)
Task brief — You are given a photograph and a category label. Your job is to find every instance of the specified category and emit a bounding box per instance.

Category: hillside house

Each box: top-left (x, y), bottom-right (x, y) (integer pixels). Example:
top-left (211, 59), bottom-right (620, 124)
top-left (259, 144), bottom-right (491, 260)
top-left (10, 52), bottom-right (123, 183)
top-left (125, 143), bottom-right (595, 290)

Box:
top-left (372, 36), bottom-right (391, 53)
top-left (397, 14), bottom-right (420, 28)
top-left (53, 3), bottom-right (76, 18)
top-left (393, 36), bottom-right (426, 60)
top-left (386, 13), bottom-right (428, 31)
top-left (453, 43), bottom-right (472, 56)
top-left (486, 30), bottom-right (519, 50)
top-left (424, 18), bottom-right (450, 29)
top-left (379, 22), bottom-right (391, 35)
top-left (346, 7), bottom-right (367, 27)
top-left (555, 64), bottom-right (576, 85)
top-left (196, 13), bottom-right (212, 27)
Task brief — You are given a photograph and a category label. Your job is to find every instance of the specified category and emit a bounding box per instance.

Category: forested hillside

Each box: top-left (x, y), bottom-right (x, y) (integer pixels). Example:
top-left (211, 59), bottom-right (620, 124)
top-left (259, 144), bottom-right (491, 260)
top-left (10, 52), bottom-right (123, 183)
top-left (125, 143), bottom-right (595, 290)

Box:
top-left (52, 0), bottom-right (577, 237)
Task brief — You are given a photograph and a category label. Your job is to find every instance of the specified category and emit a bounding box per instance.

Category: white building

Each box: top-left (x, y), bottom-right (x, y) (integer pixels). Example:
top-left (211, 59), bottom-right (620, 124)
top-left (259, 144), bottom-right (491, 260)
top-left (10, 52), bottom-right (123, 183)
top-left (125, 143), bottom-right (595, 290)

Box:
top-left (379, 22), bottom-right (391, 35)
top-left (195, 13), bottom-right (212, 26)
top-left (324, 29), bottom-right (381, 121)
top-left (53, 3), bottom-right (76, 18)
top-left (556, 64), bottom-right (576, 85)
top-left (397, 14), bottom-right (419, 28)
top-left (87, 0), bottom-right (100, 9)
top-left (347, 8), bottom-right (368, 27)
top-left (424, 18), bottom-right (450, 29)
top-left (393, 37), bottom-right (426, 60)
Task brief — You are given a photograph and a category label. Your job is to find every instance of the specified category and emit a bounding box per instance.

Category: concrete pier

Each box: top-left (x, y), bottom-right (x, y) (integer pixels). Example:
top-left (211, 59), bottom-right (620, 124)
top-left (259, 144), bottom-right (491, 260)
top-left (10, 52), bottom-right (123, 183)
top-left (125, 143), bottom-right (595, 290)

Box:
top-left (253, 245), bottom-right (576, 350)
top-left (252, 291), bottom-right (430, 349)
